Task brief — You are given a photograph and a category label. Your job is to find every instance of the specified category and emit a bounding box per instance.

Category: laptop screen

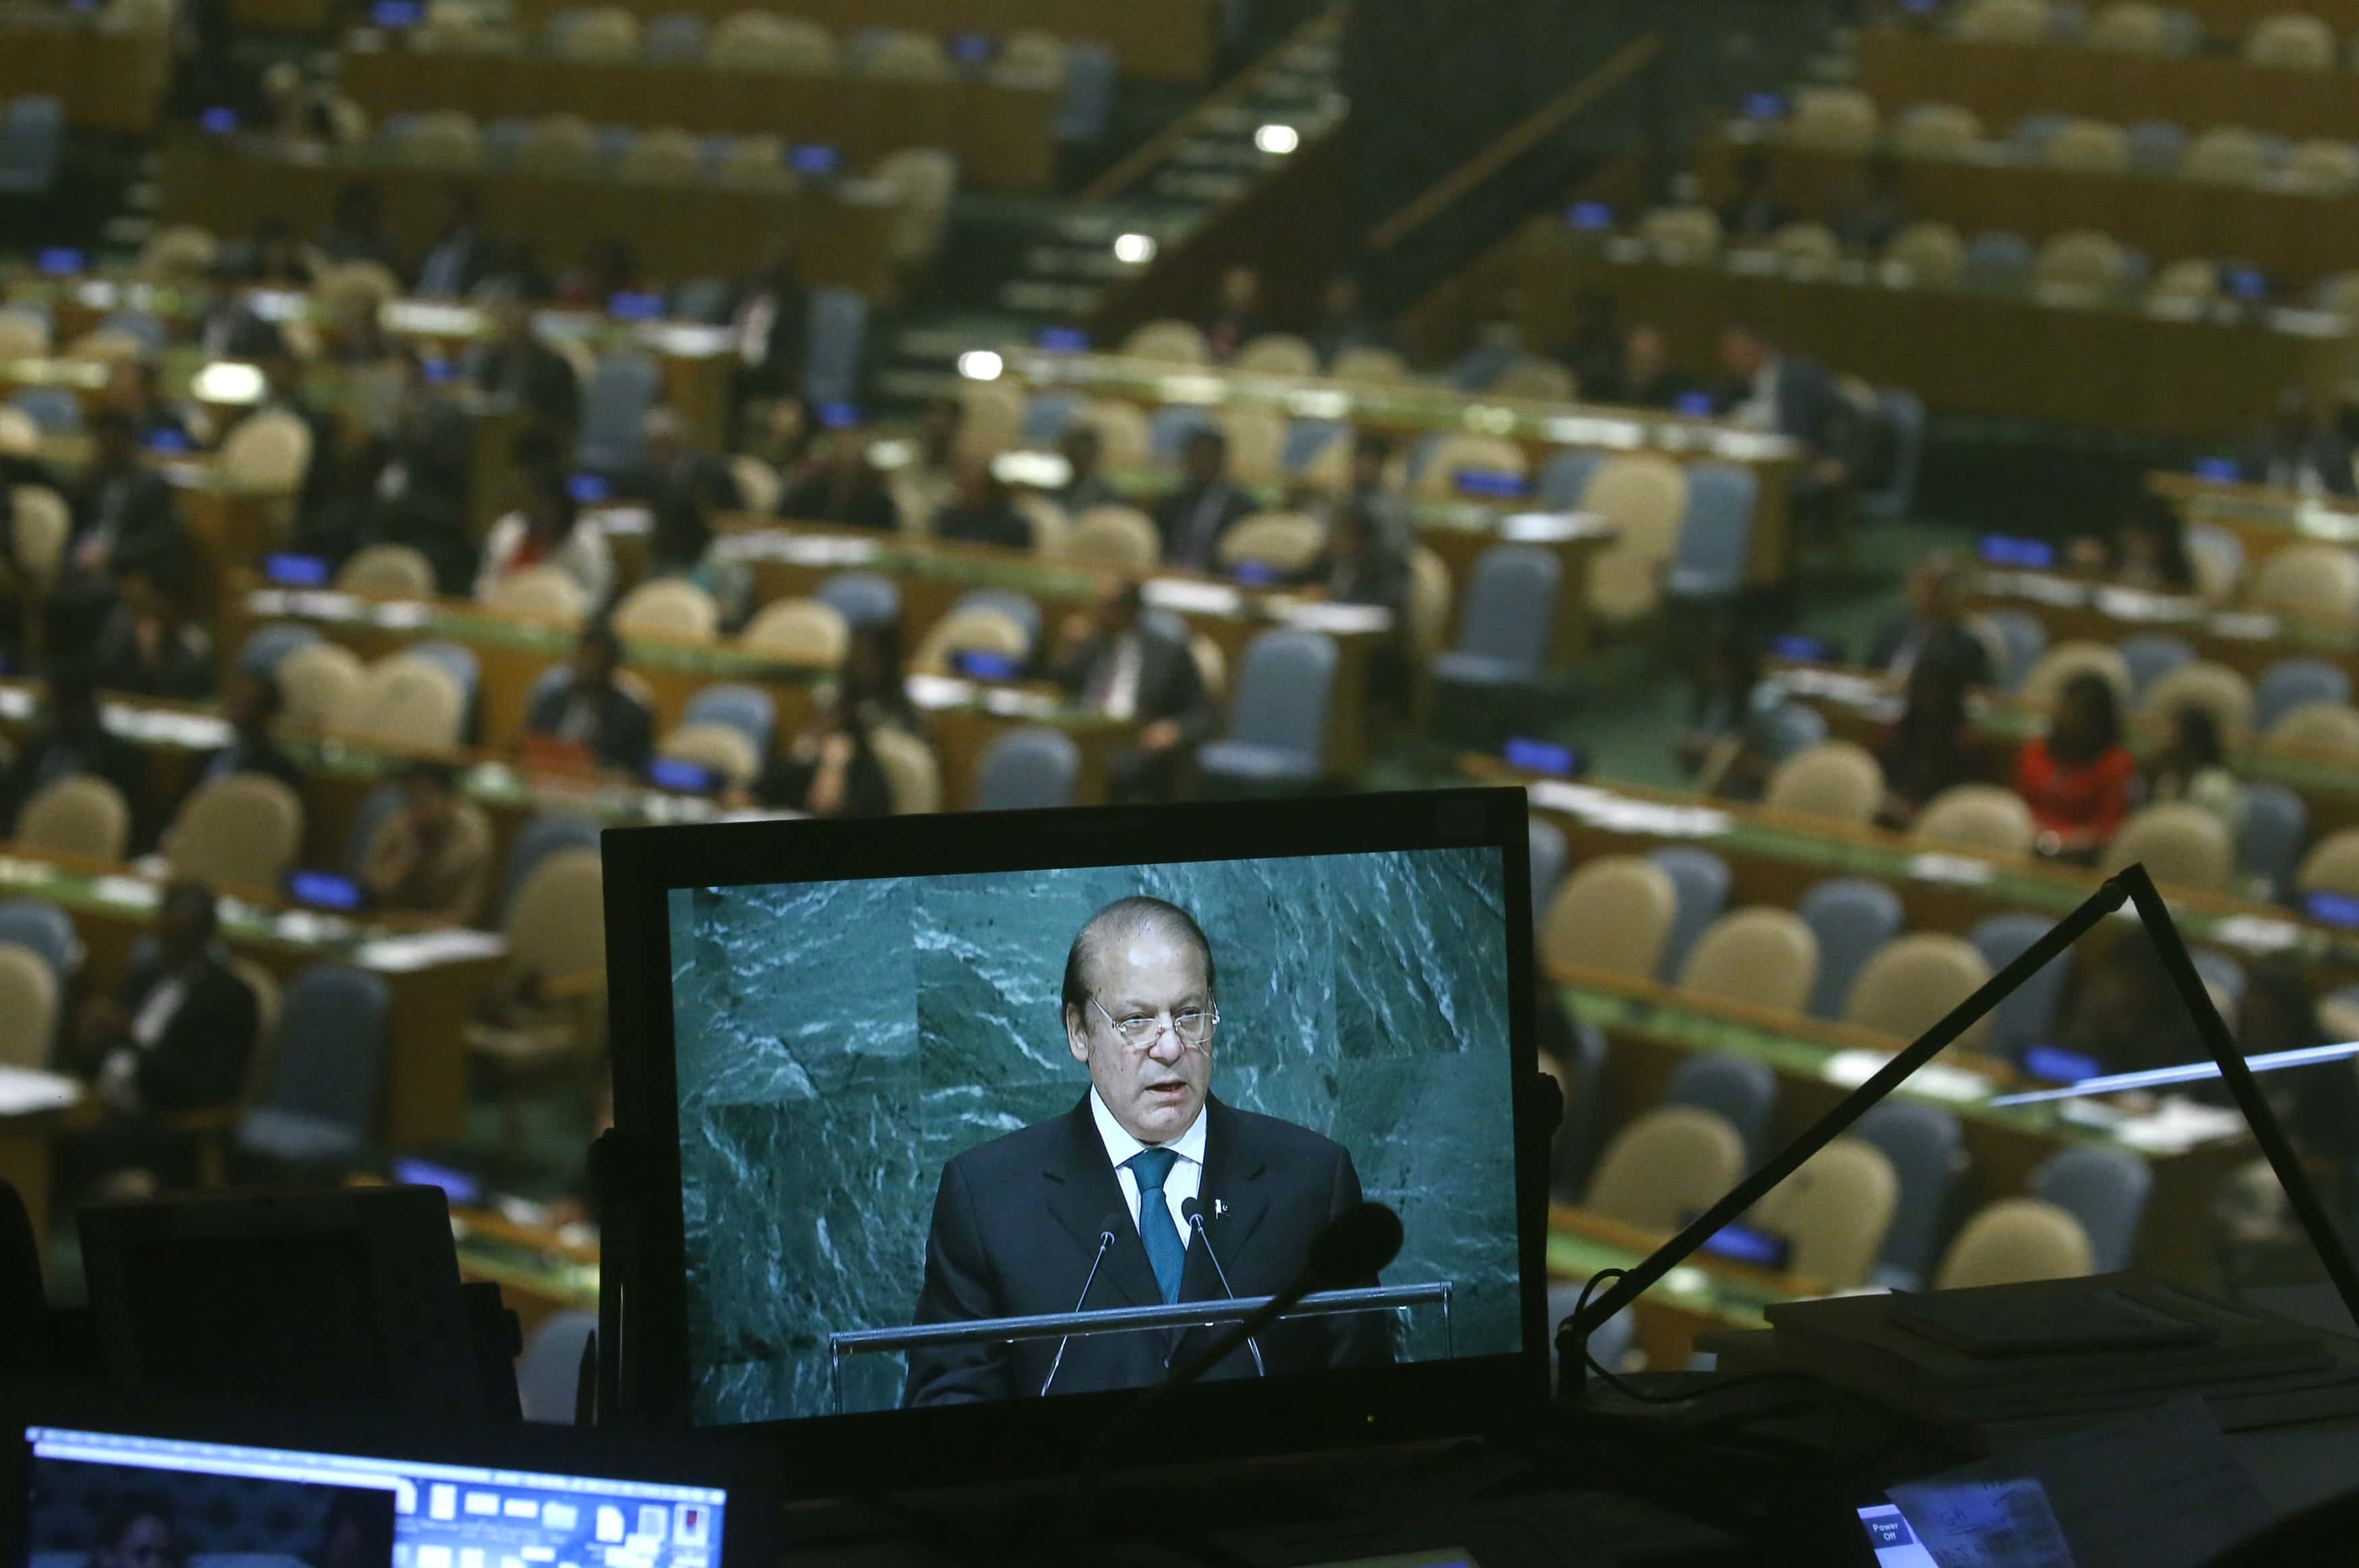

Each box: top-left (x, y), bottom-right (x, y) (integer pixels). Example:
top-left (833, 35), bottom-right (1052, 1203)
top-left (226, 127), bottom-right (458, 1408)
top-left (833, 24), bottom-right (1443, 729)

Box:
top-left (22, 1426), bottom-right (727, 1568)
top-left (661, 840), bottom-right (1527, 1427)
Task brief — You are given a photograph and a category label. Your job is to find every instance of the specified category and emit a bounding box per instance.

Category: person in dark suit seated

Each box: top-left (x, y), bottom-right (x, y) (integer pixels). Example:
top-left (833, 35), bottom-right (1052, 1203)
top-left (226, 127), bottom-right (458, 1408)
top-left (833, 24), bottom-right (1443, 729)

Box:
top-left (523, 623), bottom-right (654, 772)
top-left (1309, 275), bottom-right (1389, 370)
top-left (57, 879), bottom-right (259, 1199)
top-left (471, 292), bottom-right (581, 439)
top-left (51, 410), bottom-right (185, 658)
top-left (904, 895), bottom-right (1392, 1405)
top-left (627, 406), bottom-right (744, 517)
top-left (104, 359), bottom-right (191, 451)
top-left (193, 261), bottom-right (284, 361)
top-left (1154, 429), bottom-right (1256, 571)
top-left (749, 689), bottom-right (894, 819)
top-left (361, 760), bottom-right (493, 926)
top-left (1203, 265), bottom-right (1270, 364)
top-left (1717, 148), bottom-right (1791, 243)
top-left (779, 429), bottom-right (899, 531)
top-left (1607, 323), bottom-right (1695, 411)
top-left (1300, 495), bottom-right (1407, 615)
top-left (646, 495), bottom-right (753, 630)
top-left (317, 181), bottom-right (396, 271)
top-left (1864, 553), bottom-right (1994, 689)
top-left (2242, 387), bottom-right (2357, 499)
top-left (1051, 577), bottom-right (1213, 803)
top-left (359, 353), bottom-right (479, 594)
top-left (0, 666), bottom-right (148, 840)
top-left (415, 185), bottom-right (495, 300)
top-left (727, 244), bottom-right (812, 439)
top-left (190, 670), bottom-right (300, 796)
top-left (1053, 425), bottom-right (1115, 515)
top-left (1716, 322), bottom-right (1858, 538)
top-left (931, 460), bottom-right (1034, 550)
top-left (88, 559), bottom-right (213, 701)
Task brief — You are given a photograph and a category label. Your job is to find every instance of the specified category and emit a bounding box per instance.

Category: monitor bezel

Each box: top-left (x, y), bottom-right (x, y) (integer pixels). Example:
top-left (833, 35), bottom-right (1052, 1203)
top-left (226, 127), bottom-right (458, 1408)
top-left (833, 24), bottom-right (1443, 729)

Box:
top-left (601, 788), bottom-right (1550, 1495)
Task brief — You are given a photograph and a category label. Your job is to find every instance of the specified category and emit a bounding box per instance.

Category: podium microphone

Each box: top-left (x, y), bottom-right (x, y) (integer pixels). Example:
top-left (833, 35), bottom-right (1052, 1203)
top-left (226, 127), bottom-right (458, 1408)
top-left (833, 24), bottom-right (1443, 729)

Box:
top-left (1180, 1197), bottom-right (1263, 1377)
top-left (1040, 1210), bottom-right (1122, 1397)
top-left (1166, 1200), bottom-right (1401, 1393)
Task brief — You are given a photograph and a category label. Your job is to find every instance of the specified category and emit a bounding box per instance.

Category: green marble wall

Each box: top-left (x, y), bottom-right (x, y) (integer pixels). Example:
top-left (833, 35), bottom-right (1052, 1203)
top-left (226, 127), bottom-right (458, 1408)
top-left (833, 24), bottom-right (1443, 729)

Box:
top-left (667, 847), bottom-right (1521, 1424)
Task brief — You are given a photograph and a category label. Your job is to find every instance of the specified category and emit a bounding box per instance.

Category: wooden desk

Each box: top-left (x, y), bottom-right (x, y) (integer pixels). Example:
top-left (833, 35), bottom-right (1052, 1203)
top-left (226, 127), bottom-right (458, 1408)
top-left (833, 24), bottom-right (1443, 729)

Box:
top-left (1858, 26), bottom-right (2359, 148)
top-left (1548, 1204), bottom-right (1810, 1371)
top-left (0, 846), bottom-right (506, 1148)
top-left (1966, 569), bottom-right (2359, 693)
top-left (1527, 222), bottom-right (2346, 442)
top-left (450, 1205), bottom-right (599, 1339)
top-left (1556, 966), bottom-right (2248, 1287)
top-left (2151, 471), bottom-right (2359, 584)
top-left (1702, 131), bottom-right (2359, 292)
top-left (1466, 753), bottom-right (2359, 976)
top-left (340, 44), bottom-right (1058, 192)
top-left (0, 1081), bottom-right (94, 1249)
top-left (503, 0), bottom-right (1217, 83)
top-left (0, 22), bottom-right (169, 134)
top-left (156, 140), bottom-right (907, 300)
top-left (1010, 350), bottom-right (1802, 588)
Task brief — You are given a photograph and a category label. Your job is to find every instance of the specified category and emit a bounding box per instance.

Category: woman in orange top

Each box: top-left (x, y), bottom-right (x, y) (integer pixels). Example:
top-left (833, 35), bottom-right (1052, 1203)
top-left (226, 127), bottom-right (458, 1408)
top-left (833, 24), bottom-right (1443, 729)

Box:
top-left (2013, 671), bottom-right (2137, 860)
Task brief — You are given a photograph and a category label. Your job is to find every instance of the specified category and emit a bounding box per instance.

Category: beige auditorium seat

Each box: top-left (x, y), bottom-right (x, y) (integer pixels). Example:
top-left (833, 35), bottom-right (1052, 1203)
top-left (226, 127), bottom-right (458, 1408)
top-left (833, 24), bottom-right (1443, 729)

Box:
top-left (1190, 633), bottom-right (1227, 701)
top-left (656, 723), bottom-right (762, 786)
top-left (484, 566), bottom-right (590, 624)
top-left (1763, 741), bottom-right (1885, 825)
top-left (871, 727), bottom-right (941, 812)
top-left (730, 455), bottom-right (784, 515)
top-left (1233, 334), bottom-right (1318, 377)
top-left (2250, 542), bottom-right (2359, 621)
top-left (17, 776), bottom-right (130, 861)
top-left (336, 544), bottom-right (436, 598)
top-left (2296, 827), bottom-right (2359, 896)
top-left (0, 309), bottom-right (46, 360)
top-left (2104, 801), bottom-right (2235, 891)
top-left (0, 945), bottom-right (55, 1068)
top-left (1415, 435), bottom-right (1528, 501)
top-left (1934, 1198), bottom-right (2095, 1288)
top-left (1844, 933), bottom-right (1994, 1048)
top-left (1330, 346), bottom-right (1409, 383)
top-left (1955, 0), bottom-right (2050, 42)
top-left (2246, 11), bottom-right (2335, 68)
top-left (1541, 855), bottom-right (1678, 980)
top-left (1405, 547), bottom-right (1453, 663)
top-left (1582, 454), bottom-right (1688, 623)
top-left (1123, 319), bottom-right (1210, 366)
top-left (2265, 700), bottom-right (2359, 761)
top-left (1217, 513), bottom-right (1325, 575)
top-left (863, 29), bottom-right (952, 79)
top-left (2290, 139), bottom-right (2359, 194)
top-left (995, 28), bottom-right (1068, 84)
top-left (1215, 405), bottom-right (1288, 486)
top-left (613, 579), bottom-right (719, 644)
top-left (519, 114), bottom-right (599, 177)
top-left (164, 776), bottom-right (304, 892)
top-left (1587, 1106), bottom-right (1748, 1232)
top-left (2087, 0), bottom-right (2172, 50)
top-left (401, 110), bottom-right (482, 170)
top-left (138, 224), bottom-right (219, 283)
top-left (2044, 120), bottom-right (2130, 173)
top-left (2137, 660), bottom-right (2255, 739)
top-left (9, 487), bottom-right (69, 582)
top-left (2184, 126), bottom-right (2273, 183)
top-left (1880, 220), bottom-right (1967, 286)
top-left (1638, 206), bottom-right (1724, 263)
top-left (220, 410), bottom-right (315, 496)
top-left (619, 127), bottom-right (702, 183)
top-left (1676, 907), bottom-right (1819, 1015)
top-left (956, 378), bottom-right (1027, 461)
top-left (2032, 230), bottom-right (2130, 296)
top-left (1913, 784), bottom-right (2036, 855)
top-left (1066, 505), bottom-right (1161, 570)
top-left (710, 13), bottom-right (834, 71)
top-left (1081, 401), bottom-right (1151, 470)
top-left (715, 135), bottom-right (797, 189)
top-left (1893, 106), bottom-right (1984, 160)
top-left (467, 846), bottom-right (607, 1138)
top-left (2021, 640), bottom-right (2134, 705)
top-left (1751, 1137), bottom-right (1899, 1288)
top-left (871, 147), bottom-right (958, 265)
top-left (1770, 222), bottom-right (1841, 273)
top-left (275, 641), bottom-right (366, 728)
top-left (1786, 86), bottom-right (1878, 152)
top-left (555, 5), bottom-right (638, 59)
top-left (2147, 257), bottom-right (2220, 307)
top-left (913, 605), bottom-right (1029, 675)
top-left (346, 656), bottom-right (466, 749)
top-left (1015, 492), bottom-right (1070, 556)
top-left (1490, 357), bottom-right (1576, 400)
top-left (741, 597), bottom-right (849, 664)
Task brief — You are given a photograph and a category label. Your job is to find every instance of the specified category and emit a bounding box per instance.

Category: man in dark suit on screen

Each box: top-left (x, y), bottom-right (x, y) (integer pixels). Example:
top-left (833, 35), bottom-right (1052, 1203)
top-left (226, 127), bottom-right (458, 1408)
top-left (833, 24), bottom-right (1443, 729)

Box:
top-left (904, 896), bottom-right (1392, 1405)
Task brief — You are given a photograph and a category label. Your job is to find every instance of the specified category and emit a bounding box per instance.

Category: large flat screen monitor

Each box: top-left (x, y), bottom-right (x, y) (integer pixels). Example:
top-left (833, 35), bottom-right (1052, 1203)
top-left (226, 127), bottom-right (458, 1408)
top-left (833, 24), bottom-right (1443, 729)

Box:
top-left (602, 789), bottom-right (1548, 1492)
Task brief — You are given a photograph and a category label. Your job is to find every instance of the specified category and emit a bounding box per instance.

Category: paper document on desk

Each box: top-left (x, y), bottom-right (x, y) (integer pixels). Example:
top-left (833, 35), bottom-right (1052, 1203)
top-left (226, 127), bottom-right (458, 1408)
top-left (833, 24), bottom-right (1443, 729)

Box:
top-left (1891, 1398), bottom-right (2268, 1568)
top-left (0, 1065), bottom-right (78, 1116)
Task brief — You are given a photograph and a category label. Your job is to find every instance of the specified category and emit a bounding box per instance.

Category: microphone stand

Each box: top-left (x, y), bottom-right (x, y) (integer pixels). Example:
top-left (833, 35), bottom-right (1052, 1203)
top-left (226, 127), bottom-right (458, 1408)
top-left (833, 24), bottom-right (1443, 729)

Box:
top-left (1041, 1225), bottom-right (1118, 1398)
top-left (1184, 1201), bottom-right (1265, 1377)
top-left (1558, 863), bottom-right (2359, 1379)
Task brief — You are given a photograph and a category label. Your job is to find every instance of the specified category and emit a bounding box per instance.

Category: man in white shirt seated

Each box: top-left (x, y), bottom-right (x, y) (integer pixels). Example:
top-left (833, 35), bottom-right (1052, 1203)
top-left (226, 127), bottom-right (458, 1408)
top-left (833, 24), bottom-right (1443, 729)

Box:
top-left (1048, 577), bottom-right (1215, 803)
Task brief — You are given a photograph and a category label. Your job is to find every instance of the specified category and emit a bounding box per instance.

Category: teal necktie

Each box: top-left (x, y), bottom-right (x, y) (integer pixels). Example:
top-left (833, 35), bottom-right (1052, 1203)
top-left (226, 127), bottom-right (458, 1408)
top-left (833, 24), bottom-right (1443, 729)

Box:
top-left (1128, 1148), bottom-right (1186, 1304)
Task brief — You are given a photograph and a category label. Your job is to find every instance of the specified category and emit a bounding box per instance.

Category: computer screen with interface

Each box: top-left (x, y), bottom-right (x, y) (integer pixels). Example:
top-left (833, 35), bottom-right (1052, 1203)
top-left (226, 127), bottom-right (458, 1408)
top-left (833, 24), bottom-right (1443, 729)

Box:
top-left (663, 842), bottom-right (1527, 1427)
top-left (20, 1426), bottom-right (727, 1568)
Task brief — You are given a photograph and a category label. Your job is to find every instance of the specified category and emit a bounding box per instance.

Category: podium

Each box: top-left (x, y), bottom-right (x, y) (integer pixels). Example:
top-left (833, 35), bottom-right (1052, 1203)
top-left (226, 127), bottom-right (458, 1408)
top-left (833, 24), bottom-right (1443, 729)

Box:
top-left (826, 1283), bottom-right (1453, 1414)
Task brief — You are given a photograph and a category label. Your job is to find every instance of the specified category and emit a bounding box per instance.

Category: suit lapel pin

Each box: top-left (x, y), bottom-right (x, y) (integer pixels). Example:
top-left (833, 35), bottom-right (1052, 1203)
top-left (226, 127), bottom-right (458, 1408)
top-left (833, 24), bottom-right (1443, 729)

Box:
top-left (1214, 1199), bottom-right (1229, 1218)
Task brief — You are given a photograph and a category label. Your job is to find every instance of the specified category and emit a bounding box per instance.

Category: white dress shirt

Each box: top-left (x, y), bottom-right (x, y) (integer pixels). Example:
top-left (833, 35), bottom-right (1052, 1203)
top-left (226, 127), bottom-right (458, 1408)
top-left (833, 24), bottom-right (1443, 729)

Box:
top-left (1734, 358), bottom-right (1783, 433)
top-left (1099, 633), bottom-right (1144, 721)
top-left (1089, 1086), bottom-right (1206, 1249)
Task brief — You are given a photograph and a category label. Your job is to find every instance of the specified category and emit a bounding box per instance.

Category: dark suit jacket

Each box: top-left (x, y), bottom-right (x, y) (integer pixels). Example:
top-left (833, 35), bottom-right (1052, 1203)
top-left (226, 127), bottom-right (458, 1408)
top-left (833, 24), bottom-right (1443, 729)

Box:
top-left (1053, 620), bottom-right (1213, 743)
top-left (196, 304), bottom-right (284, 361)
top-left (525, 679), bottom-right (654, 770)
top-left (1864, 615), bottom-right (1994, 689)
top-left (779, 473), bottom-right (898, 532)
top-left (1768, 354), bottom-right (1857, 465)
top-left (472, 339), bottom-right (581, 435)
top-left (626, 451), bottom-right (744, 516)
top-left (2243, 431), bottom-right (2358, 498)
top-left (1153, 481), bottom-right (1256, 571)
top-left (931, 500), bottom-right (1033, 551)
top-left (115, 951), bottom-right (258, 1114)
top-left (729, 280), bottom-right (811, 400)
top-left (69, 465), bottom-right (182, 575)
top-left (904, 1095), bottom-right (1391, 1406)
top-left (415, 225), bottom-right (495, 299)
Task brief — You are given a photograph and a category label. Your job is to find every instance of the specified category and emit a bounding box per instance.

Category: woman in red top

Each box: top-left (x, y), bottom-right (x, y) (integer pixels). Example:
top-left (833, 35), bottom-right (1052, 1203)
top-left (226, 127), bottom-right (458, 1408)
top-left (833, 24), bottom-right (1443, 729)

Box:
top-left (2013, 671), bottom-right (2137, 860)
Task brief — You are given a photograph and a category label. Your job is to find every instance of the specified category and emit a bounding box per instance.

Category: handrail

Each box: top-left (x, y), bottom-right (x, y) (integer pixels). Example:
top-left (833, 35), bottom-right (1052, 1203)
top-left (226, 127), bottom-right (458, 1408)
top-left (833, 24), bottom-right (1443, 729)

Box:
top-left (1368, 31), bottom-right (1663, 253)
top-left (1072, 3), bottom-right (1345, 208)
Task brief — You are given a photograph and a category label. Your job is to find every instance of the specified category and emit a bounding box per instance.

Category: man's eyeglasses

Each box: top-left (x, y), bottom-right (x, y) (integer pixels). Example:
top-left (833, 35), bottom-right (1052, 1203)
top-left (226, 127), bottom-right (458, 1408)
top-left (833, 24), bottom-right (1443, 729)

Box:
top-left (1091, 995), bottom-right (1217, 1049)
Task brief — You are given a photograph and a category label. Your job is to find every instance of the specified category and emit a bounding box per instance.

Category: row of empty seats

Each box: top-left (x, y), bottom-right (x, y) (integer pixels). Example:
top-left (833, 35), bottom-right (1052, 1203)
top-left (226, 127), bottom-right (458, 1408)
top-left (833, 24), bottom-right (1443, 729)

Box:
top-left (1945, 0), bottom-right (2343, 65)
top-left (419, 8), bottom-right (1079, 84)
